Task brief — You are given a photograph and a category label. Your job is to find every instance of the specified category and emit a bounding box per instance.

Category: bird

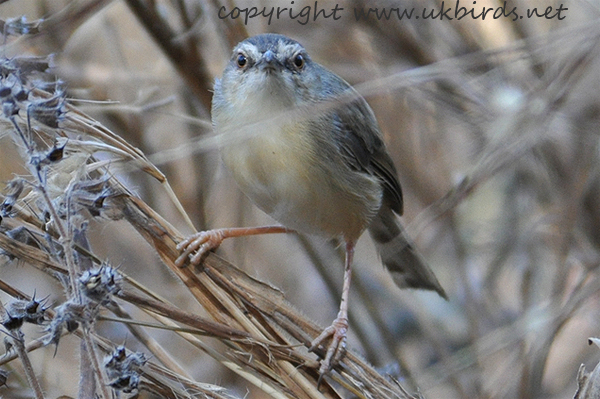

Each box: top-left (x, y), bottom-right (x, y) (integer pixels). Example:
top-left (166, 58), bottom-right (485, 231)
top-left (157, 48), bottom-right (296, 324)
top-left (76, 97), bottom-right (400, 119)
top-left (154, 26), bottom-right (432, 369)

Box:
top-left (176, 33), bottom-right (446, 377)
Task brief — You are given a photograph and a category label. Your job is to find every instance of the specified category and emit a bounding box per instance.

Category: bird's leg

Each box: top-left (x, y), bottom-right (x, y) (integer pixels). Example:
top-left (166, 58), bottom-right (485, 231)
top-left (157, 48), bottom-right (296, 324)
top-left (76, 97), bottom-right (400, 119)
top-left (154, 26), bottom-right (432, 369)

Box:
top-left (310, 240), bottom-right (355, 377)
top-left (175, 226), bottom-right (292, 267)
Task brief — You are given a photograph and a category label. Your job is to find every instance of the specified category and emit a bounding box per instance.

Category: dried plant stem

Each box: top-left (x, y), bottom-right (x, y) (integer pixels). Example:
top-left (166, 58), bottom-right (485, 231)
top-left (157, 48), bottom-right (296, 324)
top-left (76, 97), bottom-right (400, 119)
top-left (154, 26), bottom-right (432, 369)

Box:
top-left (3, 14), bottom-right (598, 396)
top-left (118, 192), bottom-right (412, 398)
top-left (10, 330), bottom-right (45, 399)
top-left (81, 330), bottom-right (111, 399)
top-left (42, 186), bottom-right (82, 301)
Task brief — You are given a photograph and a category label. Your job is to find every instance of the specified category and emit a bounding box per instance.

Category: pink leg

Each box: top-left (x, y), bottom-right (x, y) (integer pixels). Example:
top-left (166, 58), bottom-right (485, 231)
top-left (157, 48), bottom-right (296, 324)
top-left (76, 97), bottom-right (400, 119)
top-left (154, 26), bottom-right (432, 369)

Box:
top-left (310, 240), bottom-right (355, 377)
top-left (175, 226), bottom-right (292, 267)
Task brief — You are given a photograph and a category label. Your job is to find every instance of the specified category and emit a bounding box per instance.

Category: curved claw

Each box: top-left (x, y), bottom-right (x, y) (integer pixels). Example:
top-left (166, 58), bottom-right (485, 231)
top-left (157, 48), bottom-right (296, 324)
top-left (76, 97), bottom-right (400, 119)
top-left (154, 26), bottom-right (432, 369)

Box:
top-left (310, 316), bottom-right (348, 376)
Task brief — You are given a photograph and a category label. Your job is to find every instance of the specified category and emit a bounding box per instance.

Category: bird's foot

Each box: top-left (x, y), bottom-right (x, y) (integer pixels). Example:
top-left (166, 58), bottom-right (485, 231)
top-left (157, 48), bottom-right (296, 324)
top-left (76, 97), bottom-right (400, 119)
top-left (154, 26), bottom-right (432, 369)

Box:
top-left (309, 315), bottom-right (348, 377)
top-left (175, 230), bottom-right (226, 267)
top-left (175, 226), bottom-right (292, 267)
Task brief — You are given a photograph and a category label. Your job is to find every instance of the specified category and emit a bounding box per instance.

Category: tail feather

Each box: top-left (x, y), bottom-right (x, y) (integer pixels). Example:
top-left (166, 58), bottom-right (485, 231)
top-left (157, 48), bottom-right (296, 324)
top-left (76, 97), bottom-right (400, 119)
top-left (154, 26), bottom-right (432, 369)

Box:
top-left (368, 205), bottom-right (447, 300)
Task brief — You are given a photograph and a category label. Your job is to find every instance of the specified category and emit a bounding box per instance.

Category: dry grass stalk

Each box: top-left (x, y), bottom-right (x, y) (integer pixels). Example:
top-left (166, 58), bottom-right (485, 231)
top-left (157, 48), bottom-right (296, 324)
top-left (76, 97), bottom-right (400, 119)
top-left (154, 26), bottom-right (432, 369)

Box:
top-left (0, 50), bottom-right (415, 398)
top-left (2, 1), bottom-right (600, 398)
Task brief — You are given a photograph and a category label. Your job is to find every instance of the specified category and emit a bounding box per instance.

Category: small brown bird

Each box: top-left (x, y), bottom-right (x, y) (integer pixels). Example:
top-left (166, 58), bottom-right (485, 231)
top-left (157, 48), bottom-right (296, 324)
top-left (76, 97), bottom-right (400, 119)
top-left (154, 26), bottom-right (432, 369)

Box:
top-left (176, 33), bottom-right (446, 376)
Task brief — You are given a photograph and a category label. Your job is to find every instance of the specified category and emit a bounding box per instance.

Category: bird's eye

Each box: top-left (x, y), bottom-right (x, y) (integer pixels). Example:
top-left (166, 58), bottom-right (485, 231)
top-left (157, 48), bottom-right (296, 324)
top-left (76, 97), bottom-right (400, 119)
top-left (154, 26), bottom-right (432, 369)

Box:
top-left (236, 54), bottom-right (247, 68)
top-left (293, 54), bottom-right (305, 69)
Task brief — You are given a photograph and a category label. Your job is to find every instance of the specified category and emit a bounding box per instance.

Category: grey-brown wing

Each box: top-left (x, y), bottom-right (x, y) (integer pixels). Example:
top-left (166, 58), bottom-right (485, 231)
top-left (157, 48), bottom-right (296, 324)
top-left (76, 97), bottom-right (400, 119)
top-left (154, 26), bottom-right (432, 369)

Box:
top-left (332, 98), bottom-right (404, 215)
top-left (311, 65), bottom-right (403, 215)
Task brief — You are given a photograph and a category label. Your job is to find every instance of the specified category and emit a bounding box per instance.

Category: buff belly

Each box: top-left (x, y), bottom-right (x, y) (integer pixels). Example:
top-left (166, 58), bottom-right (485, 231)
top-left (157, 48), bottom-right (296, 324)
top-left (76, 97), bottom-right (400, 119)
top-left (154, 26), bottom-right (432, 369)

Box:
top-left (220, 122), bottom-right (382, 241)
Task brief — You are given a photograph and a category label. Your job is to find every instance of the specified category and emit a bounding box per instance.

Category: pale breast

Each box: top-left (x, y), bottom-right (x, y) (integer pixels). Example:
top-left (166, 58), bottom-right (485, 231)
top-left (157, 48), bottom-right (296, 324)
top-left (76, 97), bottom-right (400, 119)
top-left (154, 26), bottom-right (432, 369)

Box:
top-left (220, 121), bottom-right (383, 241)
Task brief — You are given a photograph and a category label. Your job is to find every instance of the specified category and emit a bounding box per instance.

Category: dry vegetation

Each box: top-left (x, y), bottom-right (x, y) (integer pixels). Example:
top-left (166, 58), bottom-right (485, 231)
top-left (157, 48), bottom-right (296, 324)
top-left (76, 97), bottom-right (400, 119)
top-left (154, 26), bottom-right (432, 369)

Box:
top-left (1, 0), bottom-right (600, 398)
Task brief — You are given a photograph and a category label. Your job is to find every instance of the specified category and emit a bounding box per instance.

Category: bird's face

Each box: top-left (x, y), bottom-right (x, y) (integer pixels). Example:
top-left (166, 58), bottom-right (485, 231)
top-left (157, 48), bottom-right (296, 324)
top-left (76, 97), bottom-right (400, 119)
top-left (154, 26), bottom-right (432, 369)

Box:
top-left (216, 34), bottom-right (314, 114)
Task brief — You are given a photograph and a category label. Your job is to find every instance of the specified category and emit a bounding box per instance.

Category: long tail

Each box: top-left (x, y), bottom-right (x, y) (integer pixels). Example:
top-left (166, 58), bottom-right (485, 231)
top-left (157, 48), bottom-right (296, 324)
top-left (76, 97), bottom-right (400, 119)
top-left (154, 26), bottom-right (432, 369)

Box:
top-left (368, 205), bottom-right (447, 300)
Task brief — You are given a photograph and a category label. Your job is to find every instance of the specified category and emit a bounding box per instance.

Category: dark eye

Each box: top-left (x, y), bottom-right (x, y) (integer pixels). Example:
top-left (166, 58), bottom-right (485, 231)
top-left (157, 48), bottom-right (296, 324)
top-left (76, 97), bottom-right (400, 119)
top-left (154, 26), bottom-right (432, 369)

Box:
top-left (236, 54), bottom-right (247, 68)
top-left (293, 54), bottom-right (305, 69)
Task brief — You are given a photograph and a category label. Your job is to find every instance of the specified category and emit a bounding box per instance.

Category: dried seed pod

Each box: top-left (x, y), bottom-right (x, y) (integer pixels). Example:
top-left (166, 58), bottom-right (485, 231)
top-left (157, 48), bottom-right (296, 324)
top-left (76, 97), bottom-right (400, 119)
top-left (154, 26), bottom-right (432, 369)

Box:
top-left (27, 93), bottom-right (65, 128)
top-left (1, 178), bottom-right (25, 217)
top-left (104, 346), bottom-right (147, 394)
top-left (1, 296), bottom-right (48, 331)
top-left (79, 263), bottom-right (122, 304)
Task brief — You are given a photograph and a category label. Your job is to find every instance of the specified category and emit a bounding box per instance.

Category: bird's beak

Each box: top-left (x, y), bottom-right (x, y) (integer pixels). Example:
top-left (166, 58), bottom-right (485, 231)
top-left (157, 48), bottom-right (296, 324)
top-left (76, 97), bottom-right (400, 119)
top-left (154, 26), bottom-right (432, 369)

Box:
top-left (259, 50), bottom-right (280, 74)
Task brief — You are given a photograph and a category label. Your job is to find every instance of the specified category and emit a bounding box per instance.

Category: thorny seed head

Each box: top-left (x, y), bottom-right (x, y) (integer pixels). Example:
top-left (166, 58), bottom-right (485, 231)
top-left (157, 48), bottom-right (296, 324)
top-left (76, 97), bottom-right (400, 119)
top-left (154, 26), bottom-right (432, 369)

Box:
top-left (1, 73), bottom-right (22, 93)
top-left (0, 85), bottom-right (10, 98)
top-left (1, 296), bottom-right (48, 331)
top-left (1, 178), bottom-right (25, 218)
top-left (44, 299), bottom-right (92, 349)
top-left (69, 176), bottom-right (125, 220)
top-left (27, 91), bottom-right (66, 128)
top-left (30, 140), bottom-right (66, 170)
top-left (0, 54), bottom-right (55, 133)
top-left (28, 141), bottom-right (67, 184)
top-left (0, 368), bottom-right (7, 387)
top-left (105, 345), bottom-right (128, 367)
top-left (2, 16), bottom-right (42, 37)
top-left (3, 336), bottom-right (13, 354)
top-left (79, 263), bottom-right (122, 304)
top-left (76, 187), bottom-right (114, 218)
top-left (1, 74), bottom-right (26, 118)
top-left (1, 312), bottom-right (23, 331)
top-left (104, 346), bottom-right (147, 394)
top-left (0, 55), bottom-right (52, 78)
top-left (14, 87), bottom-right (28, 102)
top-left (2, 97), bottom-right (18, 118)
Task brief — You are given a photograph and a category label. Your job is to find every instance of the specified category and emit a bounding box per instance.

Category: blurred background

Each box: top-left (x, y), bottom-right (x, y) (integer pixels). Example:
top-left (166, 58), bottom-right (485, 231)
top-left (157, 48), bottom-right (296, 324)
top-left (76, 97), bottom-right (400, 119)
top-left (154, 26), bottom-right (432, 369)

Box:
top-left (1, 0), bottom-right (600, 398)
